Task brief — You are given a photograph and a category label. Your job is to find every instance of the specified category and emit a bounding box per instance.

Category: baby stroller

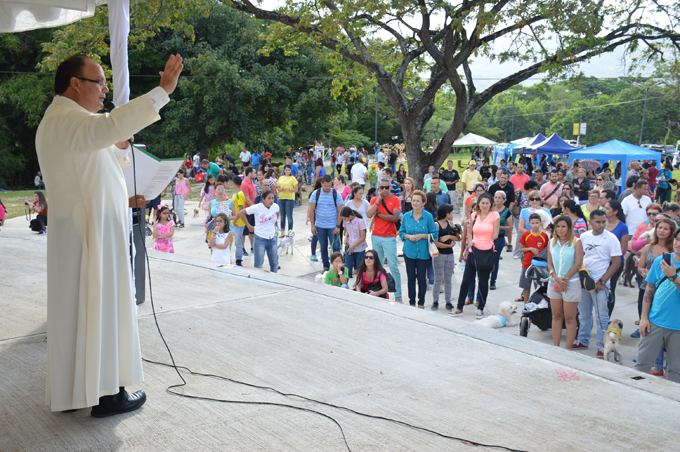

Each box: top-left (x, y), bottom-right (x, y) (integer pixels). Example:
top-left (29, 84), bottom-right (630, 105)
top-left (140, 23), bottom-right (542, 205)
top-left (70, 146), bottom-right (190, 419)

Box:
top-left (519, 256), bottom-right (552, 337)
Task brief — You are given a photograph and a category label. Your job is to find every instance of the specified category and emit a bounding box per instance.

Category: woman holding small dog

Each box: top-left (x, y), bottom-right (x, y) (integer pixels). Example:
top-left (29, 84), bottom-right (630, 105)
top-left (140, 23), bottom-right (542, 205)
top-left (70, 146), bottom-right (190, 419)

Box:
top-left (432, 203), bottom-right (459, 310)
top-left (547, 216), bottom-right (583, 349)
top-left (277, 164), bottom-right (298, 238)
top-left (399, 190), bottom-right (439, 308)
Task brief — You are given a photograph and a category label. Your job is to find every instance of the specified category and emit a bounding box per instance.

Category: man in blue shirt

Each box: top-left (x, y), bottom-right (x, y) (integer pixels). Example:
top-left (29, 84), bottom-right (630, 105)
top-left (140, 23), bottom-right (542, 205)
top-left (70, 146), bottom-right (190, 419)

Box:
top-left (382, 168), bottom-right (401, 196)
top-left (307, 175), bottom-right (342, 271)
top-left (251, 150), bottom-right (260, 168)
top-left (636, 228), bottom-right (680, 382)
top-left (285, 155), bottom-right (299, 177)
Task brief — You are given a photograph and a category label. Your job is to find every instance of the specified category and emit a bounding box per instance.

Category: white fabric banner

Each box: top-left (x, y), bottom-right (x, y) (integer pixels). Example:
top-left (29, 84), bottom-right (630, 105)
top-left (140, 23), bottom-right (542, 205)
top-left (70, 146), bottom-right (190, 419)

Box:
top-left (0, 0), bottom-right (97, 33)
top-left (107, 0), bottom-right (129, 106)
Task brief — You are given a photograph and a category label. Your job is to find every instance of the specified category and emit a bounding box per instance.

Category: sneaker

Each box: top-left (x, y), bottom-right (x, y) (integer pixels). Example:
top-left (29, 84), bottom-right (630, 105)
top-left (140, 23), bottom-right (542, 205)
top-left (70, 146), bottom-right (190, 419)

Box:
top-left (596, 348), bottom-right (604, 359)
top-left (572, 341), bottom-right (588, 349)
top-left (513, 255), bottom-right (521, 259)
top-left (242, 250), bottom-right (249, 257)
top-left (394, 296), bottom-right (403, 304)
top-left (445, 302), bottom-right (454, 310)
top-left (450, 309), bottom-right (464, 316)
top-left (235, 259), bottom-right (243, 267)
top-left (490, 282), bottom-right (496, 290)
top-left (38, 229), bottom-right (46, 235)
top-left (651, 368), bottom-right (665, 376)
top-left (630, 329), bottom-right (641, 338)
top-left (310, 254), bottom-right (318, 262)
top-left (475, 309), bottom-right (484, 319)
top-left (431, 302), bottom-right (439, 311)
top-left (506, 245), bottom-right (513, 252)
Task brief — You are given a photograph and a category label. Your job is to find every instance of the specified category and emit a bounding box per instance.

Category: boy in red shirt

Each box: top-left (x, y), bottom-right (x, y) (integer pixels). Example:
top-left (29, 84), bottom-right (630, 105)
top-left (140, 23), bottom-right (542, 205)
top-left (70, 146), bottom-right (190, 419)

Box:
top-left (518, 213), bottom-right (549, 304)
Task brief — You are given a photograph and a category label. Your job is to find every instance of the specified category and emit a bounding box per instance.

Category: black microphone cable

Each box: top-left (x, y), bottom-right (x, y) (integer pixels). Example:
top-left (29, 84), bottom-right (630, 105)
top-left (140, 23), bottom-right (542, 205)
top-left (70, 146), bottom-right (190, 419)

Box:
top-left (111, 102), bottom-right (528, 452)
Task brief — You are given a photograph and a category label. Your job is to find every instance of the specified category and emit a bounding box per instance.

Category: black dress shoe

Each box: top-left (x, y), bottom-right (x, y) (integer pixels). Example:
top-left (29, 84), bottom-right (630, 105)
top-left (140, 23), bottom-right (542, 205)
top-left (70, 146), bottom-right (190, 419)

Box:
top-left (490, 282), bottom-right (496, 290)
top-left (91, 387), bottom-right (146, 418)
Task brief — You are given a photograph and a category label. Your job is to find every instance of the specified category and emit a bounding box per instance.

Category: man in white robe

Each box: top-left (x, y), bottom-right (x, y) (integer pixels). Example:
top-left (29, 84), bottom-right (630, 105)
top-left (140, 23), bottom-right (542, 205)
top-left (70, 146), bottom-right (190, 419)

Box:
top-left (35, 54), bottom-right (183, 415)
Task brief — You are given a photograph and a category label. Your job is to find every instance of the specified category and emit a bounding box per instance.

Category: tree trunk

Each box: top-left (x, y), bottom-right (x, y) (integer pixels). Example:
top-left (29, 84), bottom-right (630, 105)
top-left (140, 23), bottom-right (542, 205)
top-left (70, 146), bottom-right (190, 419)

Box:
top-left (402, 123), bottom-right (429, 190)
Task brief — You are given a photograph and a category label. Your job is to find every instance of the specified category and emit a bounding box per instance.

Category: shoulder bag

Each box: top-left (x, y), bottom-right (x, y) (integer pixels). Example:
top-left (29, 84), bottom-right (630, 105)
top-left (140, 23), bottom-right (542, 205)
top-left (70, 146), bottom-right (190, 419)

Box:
top-left (380, 198), bottom-right (401, 231)
top-left (470, 214), bottom-right (495, 270)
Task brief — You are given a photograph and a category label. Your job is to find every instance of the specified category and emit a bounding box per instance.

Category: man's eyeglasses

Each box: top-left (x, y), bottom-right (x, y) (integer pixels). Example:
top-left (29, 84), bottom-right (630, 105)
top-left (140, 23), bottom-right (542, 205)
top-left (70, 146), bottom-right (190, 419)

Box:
top-left (76, 77), bottom-right (108, 89)
top-left (529, 197), bottom-right (541, 201)
top-left (596, 178), bottom-right (603, 181)
top-left (379, 186), bottom-right (391, 190)
top-left (216, 188), bottom-right (226, 192)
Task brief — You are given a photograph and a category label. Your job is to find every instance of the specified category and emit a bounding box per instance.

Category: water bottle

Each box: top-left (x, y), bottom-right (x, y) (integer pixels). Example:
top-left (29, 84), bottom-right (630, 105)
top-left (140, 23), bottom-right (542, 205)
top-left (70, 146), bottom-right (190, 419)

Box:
top-left (460, 262), bottom-right (465, 272)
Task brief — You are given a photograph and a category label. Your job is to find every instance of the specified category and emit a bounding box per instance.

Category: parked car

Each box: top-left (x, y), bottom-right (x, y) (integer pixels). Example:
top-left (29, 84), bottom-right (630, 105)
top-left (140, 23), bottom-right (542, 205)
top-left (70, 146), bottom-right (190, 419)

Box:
top-left (641, 143), bottom-right (677, 159)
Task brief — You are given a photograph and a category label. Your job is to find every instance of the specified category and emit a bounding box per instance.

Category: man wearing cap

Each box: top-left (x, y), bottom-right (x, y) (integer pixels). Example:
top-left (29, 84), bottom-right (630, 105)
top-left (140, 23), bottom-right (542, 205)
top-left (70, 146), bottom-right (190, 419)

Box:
top-left (461, 161), bottom-right (481, 196)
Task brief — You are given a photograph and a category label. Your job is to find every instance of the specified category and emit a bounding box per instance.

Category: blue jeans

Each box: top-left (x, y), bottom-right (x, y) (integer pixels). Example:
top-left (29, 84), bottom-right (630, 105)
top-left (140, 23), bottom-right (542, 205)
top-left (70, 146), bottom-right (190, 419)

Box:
top-left (490, 236), bottom-right (507, 284)
top-left (372, 235), bottom-right (402, 298)
top-left (311, 234), bottom-right (318, 255)
top-left (389, 162), bottom-right (396, 174)
top-left (278, 199), bottom-right (294, 232)
top-left (316, 227), bottom-right (340, 269)
top-left (405, 256), bottom-right (429, 306)
top-left (232, 224), bottom-right (244, 260)
top-left (254, 235), bottom-right (278, 272)
top-left (306, 165), bottom-right (314, 184)
top-left (344, 247), bottom-right (365, 278)
top-left (578, 288), bottom-right (610, 349)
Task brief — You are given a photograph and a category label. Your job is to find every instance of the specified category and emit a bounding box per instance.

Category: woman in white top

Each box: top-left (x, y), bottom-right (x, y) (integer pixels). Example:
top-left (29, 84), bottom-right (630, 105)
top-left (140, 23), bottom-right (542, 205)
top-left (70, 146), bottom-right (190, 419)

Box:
top-left (547, 216), bottom-right (583, 350)
top-left (344, 185), bottom-right (370, 218)
top-left (238, 190), bottom-right (280, 273)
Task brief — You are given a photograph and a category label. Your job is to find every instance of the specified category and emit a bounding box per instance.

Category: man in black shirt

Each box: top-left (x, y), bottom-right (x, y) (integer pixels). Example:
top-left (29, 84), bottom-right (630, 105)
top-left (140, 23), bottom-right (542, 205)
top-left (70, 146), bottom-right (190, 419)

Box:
top-left (488, 169), bottom-right (516, 210)
top-left (440, 159), bottom-right (460, 209)
top-left (479, 159), bottom-right (492, 180)
top-left (388, 149), bottom-right (398, 173)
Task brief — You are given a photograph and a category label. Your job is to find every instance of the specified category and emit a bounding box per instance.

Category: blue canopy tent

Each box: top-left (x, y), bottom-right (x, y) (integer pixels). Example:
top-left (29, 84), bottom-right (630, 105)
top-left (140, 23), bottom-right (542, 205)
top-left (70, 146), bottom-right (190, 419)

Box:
top-left (493, 144), bottom-right (516, 166)
top-left (525, 133), bottom-right (579, 156)
top-left (512, 134), bottom-right (547, 155)
top-left (568, 140), bottom-right (662, 190)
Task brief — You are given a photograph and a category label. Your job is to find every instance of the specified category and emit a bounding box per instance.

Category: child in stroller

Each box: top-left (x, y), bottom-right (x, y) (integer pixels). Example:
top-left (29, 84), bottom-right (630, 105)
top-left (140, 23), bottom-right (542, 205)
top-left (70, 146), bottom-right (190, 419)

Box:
top-left (519, 251), bottom-right (552, 336)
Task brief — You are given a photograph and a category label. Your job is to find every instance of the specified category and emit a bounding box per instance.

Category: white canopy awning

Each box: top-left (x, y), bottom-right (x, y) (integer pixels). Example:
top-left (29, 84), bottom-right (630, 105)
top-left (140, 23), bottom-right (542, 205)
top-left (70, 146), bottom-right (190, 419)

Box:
top-left (452, 133), bottom-right (497, 147)
top-left (1, 0), bottom-right (130, 107)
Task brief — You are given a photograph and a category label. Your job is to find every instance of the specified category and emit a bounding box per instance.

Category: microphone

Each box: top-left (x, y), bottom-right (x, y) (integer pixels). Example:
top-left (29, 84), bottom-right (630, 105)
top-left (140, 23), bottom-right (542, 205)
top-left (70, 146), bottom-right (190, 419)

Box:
top-left (104, 101), bottom-right (115, 113)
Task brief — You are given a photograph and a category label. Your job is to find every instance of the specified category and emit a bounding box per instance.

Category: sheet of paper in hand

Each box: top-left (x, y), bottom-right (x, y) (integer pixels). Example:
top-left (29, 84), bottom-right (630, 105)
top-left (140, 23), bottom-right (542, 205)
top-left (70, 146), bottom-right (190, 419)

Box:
top-left (122, 144), bottom-right (184, 200)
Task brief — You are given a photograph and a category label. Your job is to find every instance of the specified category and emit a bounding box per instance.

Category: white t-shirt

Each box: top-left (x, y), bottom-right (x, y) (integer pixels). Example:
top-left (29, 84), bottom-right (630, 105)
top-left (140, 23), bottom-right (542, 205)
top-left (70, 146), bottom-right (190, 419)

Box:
top-left (621, 194), bottom-right (652, 234)
top-left (376, 151), bottom-right (385, 163)
top-left (192, 154), bottom-right (200, 166)
top-left (337, 153), bottom-right (344, 165)
top-left (351, 162), bottom-right (368, 184)
top-left (246, 203), bottom-right (280, 239)
top-left (580, 230), bottom-right (622, 282)
top-left (239, 150), bottom-right (251, 163)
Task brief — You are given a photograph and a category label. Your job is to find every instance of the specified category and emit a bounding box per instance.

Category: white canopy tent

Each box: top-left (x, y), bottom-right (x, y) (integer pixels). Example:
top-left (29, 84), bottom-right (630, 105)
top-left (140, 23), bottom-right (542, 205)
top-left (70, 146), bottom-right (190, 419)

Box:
top-left (452, 132), bottom-right (497, 147)
top-left (0, 0), bottom-right (132, 107)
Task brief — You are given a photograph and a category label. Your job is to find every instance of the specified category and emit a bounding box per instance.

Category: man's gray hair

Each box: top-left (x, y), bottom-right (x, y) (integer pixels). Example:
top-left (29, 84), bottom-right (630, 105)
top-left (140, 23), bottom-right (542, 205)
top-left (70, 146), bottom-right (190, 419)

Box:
top-left (380, 177), bottom-right (392, 185)
top-left (602, 181), bottom-right (616, 190)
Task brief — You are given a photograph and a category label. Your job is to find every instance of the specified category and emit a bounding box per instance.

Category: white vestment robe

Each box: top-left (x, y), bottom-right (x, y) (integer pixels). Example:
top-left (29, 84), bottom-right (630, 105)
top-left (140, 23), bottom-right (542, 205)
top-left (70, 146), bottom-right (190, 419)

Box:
top-left (36, 93), bottom-right (162, 411)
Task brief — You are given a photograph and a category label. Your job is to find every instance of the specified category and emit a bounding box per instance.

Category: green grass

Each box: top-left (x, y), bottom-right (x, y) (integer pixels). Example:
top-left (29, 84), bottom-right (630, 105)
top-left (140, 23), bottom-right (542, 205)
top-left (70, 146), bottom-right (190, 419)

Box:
top-left (1, 189), bottom-right (38, 220)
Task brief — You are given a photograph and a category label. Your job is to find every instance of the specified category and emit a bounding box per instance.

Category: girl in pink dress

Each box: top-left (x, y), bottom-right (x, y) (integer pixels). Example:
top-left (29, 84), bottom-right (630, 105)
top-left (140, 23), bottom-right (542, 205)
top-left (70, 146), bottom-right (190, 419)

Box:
top-left (152, 205), bottom-right (175, 253)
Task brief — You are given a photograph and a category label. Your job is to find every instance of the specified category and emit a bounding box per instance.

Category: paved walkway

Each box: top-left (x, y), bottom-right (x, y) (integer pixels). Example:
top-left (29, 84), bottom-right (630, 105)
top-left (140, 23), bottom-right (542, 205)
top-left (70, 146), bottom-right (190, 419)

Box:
top-left (2, 224), bottom-right (680, 451)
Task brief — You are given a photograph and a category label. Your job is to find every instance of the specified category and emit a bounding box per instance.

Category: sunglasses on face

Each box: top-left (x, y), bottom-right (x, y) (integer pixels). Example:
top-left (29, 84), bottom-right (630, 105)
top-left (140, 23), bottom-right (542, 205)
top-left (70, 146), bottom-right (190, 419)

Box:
top-left (529, 197), bottom-right (541, 201)
top-left (364, 255), bottom-right (375, 260)
top-left (597, 178), bottom-right (603, 181)
top-left (380, 186), bottom-right (391, 190)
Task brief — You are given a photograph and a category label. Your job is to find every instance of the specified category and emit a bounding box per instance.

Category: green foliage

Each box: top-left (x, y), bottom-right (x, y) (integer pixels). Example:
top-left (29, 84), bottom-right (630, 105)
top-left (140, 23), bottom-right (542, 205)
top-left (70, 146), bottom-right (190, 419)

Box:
top-left (329, 128), bottom-right (372, 149)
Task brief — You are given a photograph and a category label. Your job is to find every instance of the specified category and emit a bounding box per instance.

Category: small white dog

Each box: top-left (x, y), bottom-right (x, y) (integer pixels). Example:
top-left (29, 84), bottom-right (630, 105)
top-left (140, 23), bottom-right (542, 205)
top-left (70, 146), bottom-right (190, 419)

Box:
top-left (278, 231), bottom-right (295, 255)
top-left (315, 271), bottom-right (328, 283)
top-left (603, 319), bottom-right (623, 364)
top-left (478, 302), bottom-right (518, 328)
top-left (639, 228), bottom-right (655, 241)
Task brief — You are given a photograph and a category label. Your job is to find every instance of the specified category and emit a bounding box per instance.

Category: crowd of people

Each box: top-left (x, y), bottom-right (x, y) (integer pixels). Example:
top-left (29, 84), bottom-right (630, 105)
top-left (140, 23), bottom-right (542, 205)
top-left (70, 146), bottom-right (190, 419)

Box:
top-left (20, 142), bottom-right (678, 383)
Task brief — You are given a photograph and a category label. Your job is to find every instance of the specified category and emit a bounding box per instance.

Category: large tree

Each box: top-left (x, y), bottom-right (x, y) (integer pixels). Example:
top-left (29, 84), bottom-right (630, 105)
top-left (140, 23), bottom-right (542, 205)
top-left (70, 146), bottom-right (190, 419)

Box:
top-left (222, 0), bottom-right (680, 184)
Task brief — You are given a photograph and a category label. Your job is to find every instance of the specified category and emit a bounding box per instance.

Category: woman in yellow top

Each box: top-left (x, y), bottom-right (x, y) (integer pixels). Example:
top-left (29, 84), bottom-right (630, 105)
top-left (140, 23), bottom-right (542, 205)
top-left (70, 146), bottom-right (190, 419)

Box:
top-left (278, 164), bottom-right (299, 237)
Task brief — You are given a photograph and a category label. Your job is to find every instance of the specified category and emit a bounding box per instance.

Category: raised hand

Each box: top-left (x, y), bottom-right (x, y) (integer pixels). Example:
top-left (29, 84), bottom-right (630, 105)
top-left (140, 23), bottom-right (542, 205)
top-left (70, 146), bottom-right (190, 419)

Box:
top-left (159, 54), bottom-right (184, 95)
